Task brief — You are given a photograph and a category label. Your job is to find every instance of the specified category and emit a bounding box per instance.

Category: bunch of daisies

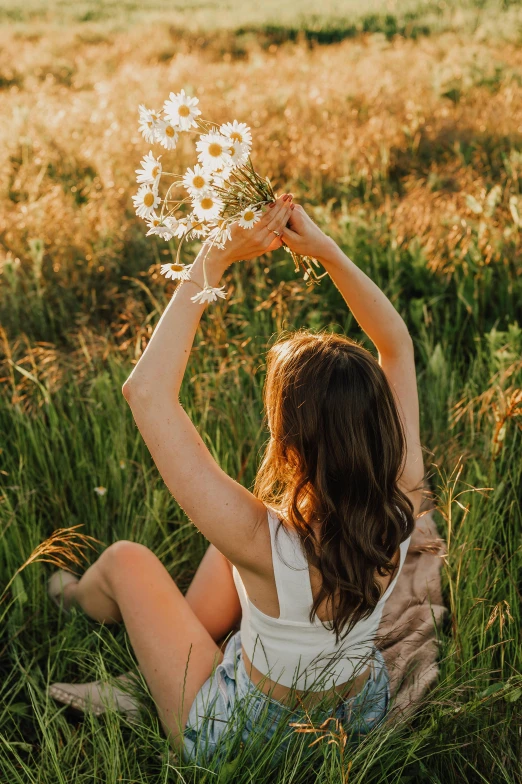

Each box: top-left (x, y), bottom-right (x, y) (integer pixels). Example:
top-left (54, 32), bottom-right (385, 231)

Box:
top-left (134, 89), bottom-right (322, 304)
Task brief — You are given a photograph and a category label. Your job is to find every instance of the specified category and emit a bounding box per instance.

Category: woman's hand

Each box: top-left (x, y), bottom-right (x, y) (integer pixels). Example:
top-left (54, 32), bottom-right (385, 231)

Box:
top-left (206, 193), bottom-right (294, 268)
top-left (280, 203), bottom-right (335, 262)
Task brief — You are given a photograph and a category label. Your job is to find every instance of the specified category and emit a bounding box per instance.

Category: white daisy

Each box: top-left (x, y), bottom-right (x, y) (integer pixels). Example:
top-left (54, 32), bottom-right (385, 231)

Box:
top-left (193, 192), bottom-right (223, 221)
top-left (220, 120), bottom-right (252, 150)
top-left (164, 216), bottom-right (181, 234)
top-left (146, 220), bottom-right (174, 240)
top-left (154, 119), bottom-right (179, 150)
top-left (190, 285), bottom-right (227, 304)
top-left (138, 105), bottom-right (161, 144)
top-left (196, 133), bottom-right (233, 172)
top-left (135, 151), bottom-right (162, 187)
top-left (212, 166), bottom-right (234, 187)
top-left (94, 486), bottom-right (107, 496)
top-left (207, 220), bottom-right (233, 248)
top-left (132, 184), bottom-right (161, 219)
top-left (160, 262), bottom-right (193, 281)
top-left (186, 214), bottom-right (209, 238)
top-left (227, 140), bottom-right (249, 168)
top-left (163, 89), bottom-right (201, 131)
top-left (169, 216), bottom-right (190, 238)
top-left (182, 164), bottom-right (213, 197)
top-left (238, 206), bottom-right (261, 229)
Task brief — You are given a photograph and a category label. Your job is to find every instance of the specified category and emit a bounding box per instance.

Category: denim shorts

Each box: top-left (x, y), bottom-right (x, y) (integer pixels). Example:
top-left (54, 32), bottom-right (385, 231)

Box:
top-left (182, 630), bottom-right (390, 766)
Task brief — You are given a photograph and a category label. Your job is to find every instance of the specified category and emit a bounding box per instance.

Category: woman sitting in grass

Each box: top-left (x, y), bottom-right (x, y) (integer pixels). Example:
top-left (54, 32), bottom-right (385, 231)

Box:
top-left (48, 193), bottom-right (425, 765)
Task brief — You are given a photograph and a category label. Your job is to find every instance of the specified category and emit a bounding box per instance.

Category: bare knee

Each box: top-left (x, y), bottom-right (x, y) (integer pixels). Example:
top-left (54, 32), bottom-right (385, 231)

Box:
top-left (99, 540), bottom-right (154, 589)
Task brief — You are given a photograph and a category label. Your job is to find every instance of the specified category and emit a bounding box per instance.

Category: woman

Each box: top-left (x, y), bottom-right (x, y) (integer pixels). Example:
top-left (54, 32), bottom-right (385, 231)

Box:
top-left (48, 194), bottom-right (425, 764)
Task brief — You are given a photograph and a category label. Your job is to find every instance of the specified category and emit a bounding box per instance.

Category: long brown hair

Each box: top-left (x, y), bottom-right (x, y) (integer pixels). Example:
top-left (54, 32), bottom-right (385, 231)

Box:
top-left (254, 329), bottom-right (420, 643)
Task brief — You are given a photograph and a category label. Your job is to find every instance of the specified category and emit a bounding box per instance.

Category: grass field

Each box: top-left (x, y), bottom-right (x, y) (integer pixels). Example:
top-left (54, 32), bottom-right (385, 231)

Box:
top-left (1, 0), bottom-right (521, 781)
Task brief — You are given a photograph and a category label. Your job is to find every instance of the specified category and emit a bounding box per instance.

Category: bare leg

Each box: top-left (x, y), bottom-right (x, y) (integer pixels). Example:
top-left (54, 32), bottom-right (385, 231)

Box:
top-left (184, 543), bottom-right (242, 646)
top-left (63, 558), bottom-right (121, 622)
top-left (61, 540), bottom-right (223, 754)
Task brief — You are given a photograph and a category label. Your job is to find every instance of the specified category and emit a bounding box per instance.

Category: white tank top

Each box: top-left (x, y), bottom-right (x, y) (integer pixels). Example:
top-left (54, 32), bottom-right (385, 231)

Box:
top-left (232, 505), bottom-right (411, 691)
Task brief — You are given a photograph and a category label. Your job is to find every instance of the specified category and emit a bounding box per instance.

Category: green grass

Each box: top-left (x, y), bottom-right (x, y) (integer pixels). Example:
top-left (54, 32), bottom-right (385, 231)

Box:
top-left (1, 208), bottom-right (521, 780)
top-left (1, 0), bottom-right (522, 44)
top-left (1, 0), bottom-right (522, 780)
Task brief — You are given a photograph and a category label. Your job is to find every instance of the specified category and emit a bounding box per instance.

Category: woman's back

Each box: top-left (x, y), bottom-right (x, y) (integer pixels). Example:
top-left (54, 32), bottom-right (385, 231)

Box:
top-left (232, 505), bottom-right (412, 708)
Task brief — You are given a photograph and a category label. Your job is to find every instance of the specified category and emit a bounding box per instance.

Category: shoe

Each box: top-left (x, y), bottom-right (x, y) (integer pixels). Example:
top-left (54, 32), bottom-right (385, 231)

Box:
top-left (48, 674), bottom-right (141, 720)
top-left (48, 569), bottom-right (79, 613)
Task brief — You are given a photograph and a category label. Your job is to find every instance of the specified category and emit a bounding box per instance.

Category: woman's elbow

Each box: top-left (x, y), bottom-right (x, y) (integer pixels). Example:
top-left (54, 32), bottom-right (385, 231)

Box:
top-left (121, 379), bottom-right (145, 403)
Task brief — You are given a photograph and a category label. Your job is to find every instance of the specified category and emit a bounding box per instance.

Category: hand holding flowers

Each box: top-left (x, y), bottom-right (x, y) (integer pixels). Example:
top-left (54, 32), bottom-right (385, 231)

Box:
top-left (280, 203), bottom-right (337, 264)
top-left (134, 89), bottom-right (325, 304)
top-left (182, 193), bottom-right (295, 303)
top-left (206, 193), bottom-right (295, 265)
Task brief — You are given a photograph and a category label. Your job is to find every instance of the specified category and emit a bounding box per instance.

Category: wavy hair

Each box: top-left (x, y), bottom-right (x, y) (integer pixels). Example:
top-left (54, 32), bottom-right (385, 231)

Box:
top-left (253, 329), bottom-right (421, 643)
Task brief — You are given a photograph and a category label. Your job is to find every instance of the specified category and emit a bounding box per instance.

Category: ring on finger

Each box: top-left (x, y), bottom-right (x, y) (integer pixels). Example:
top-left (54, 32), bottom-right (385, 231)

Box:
top-left (272, 230), bottom-right (282, 237)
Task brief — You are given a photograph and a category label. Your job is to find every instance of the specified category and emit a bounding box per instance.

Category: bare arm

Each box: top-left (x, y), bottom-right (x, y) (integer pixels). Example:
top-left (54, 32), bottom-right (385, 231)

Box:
top-left (282, 205), bottom-right (425, 514)
top-left (319, 241), bottom-right (412, 356)
top-left (122, 195), bottom-right (295, 565)
top-left (282, 205), bottom-right (411, 357)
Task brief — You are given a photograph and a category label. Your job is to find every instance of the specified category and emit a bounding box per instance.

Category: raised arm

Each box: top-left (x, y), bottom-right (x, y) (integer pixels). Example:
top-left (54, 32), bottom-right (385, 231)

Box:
top-left (122, 195), bottom-right (294, 566)
top-left (282, 205), bottom-right (411, 356)
top-left (282, 206), bottom-right (425, 515)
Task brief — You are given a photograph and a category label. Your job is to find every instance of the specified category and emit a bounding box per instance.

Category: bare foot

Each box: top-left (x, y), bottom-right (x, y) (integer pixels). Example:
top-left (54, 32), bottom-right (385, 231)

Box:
top-left (62, 581), bottom-right (78, 612)
top-left (48, 569), bottom-right (80, 613)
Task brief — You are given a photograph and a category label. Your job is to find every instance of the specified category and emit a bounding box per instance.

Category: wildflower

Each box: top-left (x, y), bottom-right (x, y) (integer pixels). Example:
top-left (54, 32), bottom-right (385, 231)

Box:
top-left (94, 486), bottom-right (107, 497)
top-left (154, 119), bottom-right (179, 150)
top-left (186, 214), bottom-right (209, 238)
top-left (196, 133), bottom-right (233, 171)
top-left (212, 166), bottom-right (233, 187)
top-left (238, 206), bottom-right (261, 229)
top-left (193, 192), bottom-right (223, 221)
top-left (169, 216), bottom-right (190, 238)
top-left (146, 217), bottom-right (174, 240)
top-left (160, 262), bottom-right (193, 281)
top-left (138, 105), bottom-right (161, 144)
top-left (207, 220), bottom-right (232, 248)
top-left (163, 89), bottom-right (201, 131)
top-left (132, 185), bottom-right (161, 219)
top-left (220, 120), bottom-right (252, 150)
top-left (119, 461), bottom-right (126, 470)
top-left (183, 164), bottom-right (213, 197)
top-left (190, 285), bottom-right (227, 304)
top-left (135, 151), bottom-right (162, 187)
top-left (163, 216), bottom-right (182, 234)
top-left (227, 140), bottom-right (249, 168)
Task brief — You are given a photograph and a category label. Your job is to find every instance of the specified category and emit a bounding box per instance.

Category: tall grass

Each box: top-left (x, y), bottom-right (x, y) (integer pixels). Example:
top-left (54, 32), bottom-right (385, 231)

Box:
top-left (1, 3), bottom-right (521, 781)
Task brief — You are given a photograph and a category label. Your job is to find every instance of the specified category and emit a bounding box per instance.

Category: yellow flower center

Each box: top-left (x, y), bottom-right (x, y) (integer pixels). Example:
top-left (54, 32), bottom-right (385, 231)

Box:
top-left (152, 165), bottom-right (160, 179)
top-left (144, 192), bottom-right (155, 207)
top-left (243, 210), bottom-right (254, 222)
top-left (200, 197), bottom-right (214, 210)
top-left (192, 175), bottom-right (205, 189)
top-left (193, 222), bottom-right (204, 232)
top-left (165, 125), bottom-right (175, 137)
top-left (170, 263), bottom-right (184, 271)
top-left (230, 131), bottom-right (242, 143)
top-left (208, 143), bottom-right (223, 158)
top-left (178, 105), bottom-right (190, 117)
top-left (153, 219), bottom-right (160, 226)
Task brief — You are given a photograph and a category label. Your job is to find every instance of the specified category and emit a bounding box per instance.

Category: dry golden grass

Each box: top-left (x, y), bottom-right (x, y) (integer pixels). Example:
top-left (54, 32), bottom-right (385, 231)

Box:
top-left (1, 24), bottom-right (521, 278)
top-left (1, 18), bottom-right (522, 782)
top-left (0, 22), bottom-right (521, 412)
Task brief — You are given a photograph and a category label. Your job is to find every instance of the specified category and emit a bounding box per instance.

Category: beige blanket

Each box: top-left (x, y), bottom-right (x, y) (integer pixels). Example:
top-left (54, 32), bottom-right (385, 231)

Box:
top-left (376, 507), bottom-right (448, 721)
